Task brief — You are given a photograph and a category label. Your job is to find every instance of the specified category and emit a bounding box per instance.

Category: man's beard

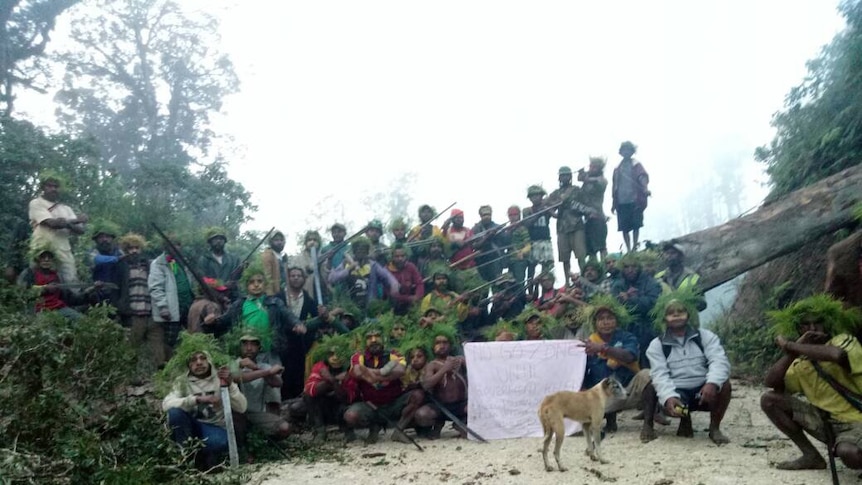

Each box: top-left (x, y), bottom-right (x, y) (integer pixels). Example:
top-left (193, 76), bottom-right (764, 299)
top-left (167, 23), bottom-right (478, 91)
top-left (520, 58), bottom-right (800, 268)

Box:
top-left (368, 343), bottom-right (383, 354)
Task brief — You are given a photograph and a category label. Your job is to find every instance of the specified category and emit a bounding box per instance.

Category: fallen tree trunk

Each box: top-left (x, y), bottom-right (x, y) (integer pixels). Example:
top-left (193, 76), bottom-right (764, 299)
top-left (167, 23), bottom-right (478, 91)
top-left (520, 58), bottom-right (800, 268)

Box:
top-left (667, 164), bottom-right (862, 292)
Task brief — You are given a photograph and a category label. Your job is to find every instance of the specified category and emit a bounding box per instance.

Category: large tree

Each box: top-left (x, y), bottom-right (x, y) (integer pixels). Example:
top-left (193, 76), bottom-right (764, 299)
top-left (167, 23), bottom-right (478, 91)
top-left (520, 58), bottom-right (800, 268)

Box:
top-left (52, 0), bottom-right (252, 236)
top-left (756, 0), bottom-right (862, 199)
top-left (55, 0), bottom-right (238, 175)
top-left (0, 0), bottom-right (80, 115)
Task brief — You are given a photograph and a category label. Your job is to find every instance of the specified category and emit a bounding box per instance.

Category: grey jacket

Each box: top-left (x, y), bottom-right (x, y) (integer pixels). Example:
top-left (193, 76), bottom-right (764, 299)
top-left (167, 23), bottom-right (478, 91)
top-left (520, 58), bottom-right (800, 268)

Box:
top-left (148, 253), bottom-right (195, 322)
top-left (646, 327), bottom-right (730, 406)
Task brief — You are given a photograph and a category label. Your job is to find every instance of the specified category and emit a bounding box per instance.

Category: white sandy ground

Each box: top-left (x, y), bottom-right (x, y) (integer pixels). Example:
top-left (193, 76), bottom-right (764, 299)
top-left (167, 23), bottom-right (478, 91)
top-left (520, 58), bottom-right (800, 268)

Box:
top-left (250, 381), bottom-right (860, 485)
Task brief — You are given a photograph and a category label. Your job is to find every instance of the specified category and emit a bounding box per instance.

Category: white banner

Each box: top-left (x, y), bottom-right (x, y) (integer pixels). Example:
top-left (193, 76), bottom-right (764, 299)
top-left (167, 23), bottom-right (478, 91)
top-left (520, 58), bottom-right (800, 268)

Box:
top-left (465, 340), bottom-right (586, 441)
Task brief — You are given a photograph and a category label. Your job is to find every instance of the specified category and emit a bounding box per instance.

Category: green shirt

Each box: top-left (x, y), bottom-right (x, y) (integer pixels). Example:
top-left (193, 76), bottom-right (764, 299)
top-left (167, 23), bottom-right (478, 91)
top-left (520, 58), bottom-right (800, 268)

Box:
top-left (242, 297), bottom-right (272, 351)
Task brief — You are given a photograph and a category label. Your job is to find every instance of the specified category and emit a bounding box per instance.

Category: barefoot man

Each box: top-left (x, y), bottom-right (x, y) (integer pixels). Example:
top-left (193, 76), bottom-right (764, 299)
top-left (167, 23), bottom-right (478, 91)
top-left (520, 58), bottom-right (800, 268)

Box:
top-left (414, 324), bottom-right (467, 439)
top-left (761, 295), bottom-right (862, 471)
top-left (640, 291), bottom-right (731, 445)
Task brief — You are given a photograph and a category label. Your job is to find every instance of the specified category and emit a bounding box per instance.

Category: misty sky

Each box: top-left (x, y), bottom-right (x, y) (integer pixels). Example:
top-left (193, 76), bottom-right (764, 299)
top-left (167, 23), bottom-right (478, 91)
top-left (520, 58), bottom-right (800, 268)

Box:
top-left (17, 0), bottom-right (845, 255)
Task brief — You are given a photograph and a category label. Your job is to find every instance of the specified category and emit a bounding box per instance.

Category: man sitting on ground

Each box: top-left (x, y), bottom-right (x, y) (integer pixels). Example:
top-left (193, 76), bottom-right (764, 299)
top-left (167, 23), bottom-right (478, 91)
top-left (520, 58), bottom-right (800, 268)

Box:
top-left (162, 346), bottom-right (247, 470)
top-left (303, 334), bottom-right (354, 443)
top-left (761, 294), bottom-right (862, 471)
top-left (235, 333), bottom-right (291, 441)
top-left (641, 289), bottom-right (731, 445)
top-left (579, 295), bottom-right (651, 433)
top-left (343, 327), bottom-right (420, 444)
top-left (414, 324), bottom-right (467, 439)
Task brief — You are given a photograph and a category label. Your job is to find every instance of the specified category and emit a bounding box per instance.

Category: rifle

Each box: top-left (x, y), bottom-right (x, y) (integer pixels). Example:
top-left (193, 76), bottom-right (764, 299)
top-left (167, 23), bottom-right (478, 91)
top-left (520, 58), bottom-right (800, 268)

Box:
top-left (406, 202), bottom-right (456, 242)
top-left (363, 402), bottom-right (424, 452)
top-left (422, 390), bottom-right (487, 443)
top-left (34, 282), bottom-right (118, 291)
top-left (478, 267), bottom-right (553, 307)
top-left (317, 225), bottom-right (370, 264)
top-left (453, 273), bottom-right (510, 305)
top-left (463, 202), bottom-right (562, 248)
top-left (151, 224), bottom-right (223, 305)
top-left (310, 245), bottom-right (324, 304)
top-left (549, 188), bottom-right (600, 219)
top-left (227, 226), bottom-right (275, 282)
top-left (518, 201), bottom-right (562, 225)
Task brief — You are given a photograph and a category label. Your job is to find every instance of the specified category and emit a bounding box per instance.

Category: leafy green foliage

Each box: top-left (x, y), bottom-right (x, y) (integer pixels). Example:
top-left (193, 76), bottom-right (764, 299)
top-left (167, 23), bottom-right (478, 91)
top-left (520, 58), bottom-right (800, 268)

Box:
top-left (767, 293), bottom-right (862, 338)
top-left (711, 314), bottom-right (782, 380)
top-left (757, 0), bottom-right (862, 198)
top-left (0, 304), bottom-right (230, 483)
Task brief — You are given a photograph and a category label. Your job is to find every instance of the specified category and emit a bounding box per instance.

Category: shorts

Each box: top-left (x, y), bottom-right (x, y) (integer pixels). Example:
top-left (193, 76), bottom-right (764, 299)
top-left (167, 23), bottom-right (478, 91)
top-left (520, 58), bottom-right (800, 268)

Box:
top-left (436, 399), bottom-right (468, 422)
top-left (557, 229), bottom-right (586, 261)
top-left (675, 384), bottom-right (728, 412)
top-left (788, 394), bottom-right (862, 447)
top-left (530, 240), bottom-right (554, 263)
top-left (344, 391), bottom-right (411, 427)
top-left (616, 203), bottom-right (643, 232)
top-left (585, 217), bottom-right (608, 254)
top-left (246, 410), bottom-right (287, 436)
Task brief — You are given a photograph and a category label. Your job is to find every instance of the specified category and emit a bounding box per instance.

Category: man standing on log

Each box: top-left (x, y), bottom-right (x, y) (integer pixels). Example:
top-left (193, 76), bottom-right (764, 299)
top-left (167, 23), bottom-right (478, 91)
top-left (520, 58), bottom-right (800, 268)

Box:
top-left (612, 141), bottom-right (649, 253)
top-left (548, 166), bottom-right (589, 284)
top-left (578, 157), bottom-right (609, 262)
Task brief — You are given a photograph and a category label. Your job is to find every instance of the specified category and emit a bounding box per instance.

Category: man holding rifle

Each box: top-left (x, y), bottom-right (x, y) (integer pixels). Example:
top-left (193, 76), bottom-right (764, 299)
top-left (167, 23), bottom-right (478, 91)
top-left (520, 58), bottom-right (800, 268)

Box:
top-left (199, 227), bottom-right (242, 302)
top-left (149, 236), bottom-right (197, 359)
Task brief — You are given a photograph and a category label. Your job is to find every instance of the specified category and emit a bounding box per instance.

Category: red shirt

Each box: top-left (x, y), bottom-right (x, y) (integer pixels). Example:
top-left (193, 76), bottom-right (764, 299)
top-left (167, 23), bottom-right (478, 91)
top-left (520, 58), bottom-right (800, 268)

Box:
top-left (387, 261), bottom-right (425, 305)
top-left (350, 350), bottom-right (406, 405)
top-left (445, 226), bottom-right (476, 269)
top-left (305, 361), bottom-right (355, 401)
top-left (34, 270), bottom-right (65, 311)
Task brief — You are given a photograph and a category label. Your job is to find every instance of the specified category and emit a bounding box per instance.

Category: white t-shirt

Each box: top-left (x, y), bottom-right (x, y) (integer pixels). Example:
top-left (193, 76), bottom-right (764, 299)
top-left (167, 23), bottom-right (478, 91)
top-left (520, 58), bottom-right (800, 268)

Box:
top-left (29, 196), bottom-right (77, 252)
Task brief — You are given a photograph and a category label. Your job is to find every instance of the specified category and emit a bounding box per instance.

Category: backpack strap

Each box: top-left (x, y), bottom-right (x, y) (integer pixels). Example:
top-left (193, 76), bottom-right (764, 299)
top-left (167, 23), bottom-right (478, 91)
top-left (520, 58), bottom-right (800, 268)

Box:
top-left (662, 333), bottom-right (705, 359)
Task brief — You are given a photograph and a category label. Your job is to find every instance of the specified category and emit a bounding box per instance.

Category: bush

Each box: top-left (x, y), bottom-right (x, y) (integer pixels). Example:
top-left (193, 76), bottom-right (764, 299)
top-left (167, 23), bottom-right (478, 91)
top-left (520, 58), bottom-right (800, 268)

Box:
top-left (712, 314), bottom-right (781, 380)
top-left (0, 293), bottom-right (245, 484)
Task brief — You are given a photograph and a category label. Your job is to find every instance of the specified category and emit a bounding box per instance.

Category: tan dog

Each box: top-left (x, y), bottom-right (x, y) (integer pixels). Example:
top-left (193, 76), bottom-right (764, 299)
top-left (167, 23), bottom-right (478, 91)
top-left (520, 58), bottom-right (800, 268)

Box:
top-left (538, 378), bottom-right (627, 471)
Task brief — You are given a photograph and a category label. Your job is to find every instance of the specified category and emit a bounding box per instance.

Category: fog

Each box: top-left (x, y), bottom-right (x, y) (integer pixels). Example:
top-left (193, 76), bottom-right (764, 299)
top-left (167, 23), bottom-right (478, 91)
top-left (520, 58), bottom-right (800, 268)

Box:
top-left (14, 1), bottom-right (846, 322)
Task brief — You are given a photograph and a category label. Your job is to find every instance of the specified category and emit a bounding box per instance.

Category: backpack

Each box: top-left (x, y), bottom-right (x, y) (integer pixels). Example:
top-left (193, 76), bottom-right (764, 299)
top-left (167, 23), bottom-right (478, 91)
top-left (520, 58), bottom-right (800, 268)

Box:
top-left (662, 333), bottom-right (704, 359)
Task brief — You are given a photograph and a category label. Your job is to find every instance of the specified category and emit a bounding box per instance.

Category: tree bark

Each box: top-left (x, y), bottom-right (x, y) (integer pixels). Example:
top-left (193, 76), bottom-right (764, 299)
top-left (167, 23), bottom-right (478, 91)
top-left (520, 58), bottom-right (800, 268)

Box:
top-left (667, 164), bottom-right (862, 291)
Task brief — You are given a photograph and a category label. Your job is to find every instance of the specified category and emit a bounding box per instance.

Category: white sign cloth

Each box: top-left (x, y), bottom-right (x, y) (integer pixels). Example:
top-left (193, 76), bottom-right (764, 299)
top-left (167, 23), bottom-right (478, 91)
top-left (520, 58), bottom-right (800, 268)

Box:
top-left (465, 340), bottom-right (586, 440)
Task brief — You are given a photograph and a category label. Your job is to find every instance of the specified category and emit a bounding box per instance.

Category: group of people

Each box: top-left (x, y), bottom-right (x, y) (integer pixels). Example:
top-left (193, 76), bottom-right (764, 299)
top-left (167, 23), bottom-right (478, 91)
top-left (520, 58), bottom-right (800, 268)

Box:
top-left (14, 145), bottom-right (862, 480)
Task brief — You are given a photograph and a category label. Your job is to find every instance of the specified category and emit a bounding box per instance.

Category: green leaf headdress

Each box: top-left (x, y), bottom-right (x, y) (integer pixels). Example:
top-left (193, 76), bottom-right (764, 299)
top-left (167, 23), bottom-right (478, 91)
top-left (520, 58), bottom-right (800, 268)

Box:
top-left (156, 331), bottom-right (231, 397)
top-left (513, 307), bottom-right (554, 339)
top-left (483, 319), bottom-right (517, 341)
top-left (239, 257), bottom-right (267, 290)
top-left (308, 333), bottom-right (355, 366)
top-left (220, 324), bottom-right (269, 359)
top-left (650, 286), bottom-right (702, 333)
top-left (577, 293), bottom-right (633, 334)
top-left (87, 219), bottom-right (121, 240)
top-left (767, 293), bottom-right (862, 339)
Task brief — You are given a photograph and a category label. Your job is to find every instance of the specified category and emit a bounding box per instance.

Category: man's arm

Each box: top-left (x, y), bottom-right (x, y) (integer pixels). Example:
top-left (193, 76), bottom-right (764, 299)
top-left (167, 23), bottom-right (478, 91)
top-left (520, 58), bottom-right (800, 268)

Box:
top-left (630, 277), bottom-right (662, 314)
top-left (646, 339), bottom-right (679, 406)
top-left (147, 259), bottom-right (169, 314)
top-left (701, 329), bottom-right (731, 388)
top-left (162, 380), bottom-right (197, 412)
top-left (374, 263), bottom-right (400, 296)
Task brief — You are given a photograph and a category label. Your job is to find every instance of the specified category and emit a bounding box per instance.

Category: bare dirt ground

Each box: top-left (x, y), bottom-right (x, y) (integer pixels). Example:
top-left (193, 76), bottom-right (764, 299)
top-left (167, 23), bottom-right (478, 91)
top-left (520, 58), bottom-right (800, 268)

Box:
top-left (251, 380), bottom-right (859, 485)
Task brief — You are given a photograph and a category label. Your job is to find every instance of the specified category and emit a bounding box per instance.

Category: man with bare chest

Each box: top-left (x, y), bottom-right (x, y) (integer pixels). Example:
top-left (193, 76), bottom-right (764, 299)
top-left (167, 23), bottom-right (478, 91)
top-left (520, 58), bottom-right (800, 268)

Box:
top-left (414, 329), bottom-right (468, 438)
